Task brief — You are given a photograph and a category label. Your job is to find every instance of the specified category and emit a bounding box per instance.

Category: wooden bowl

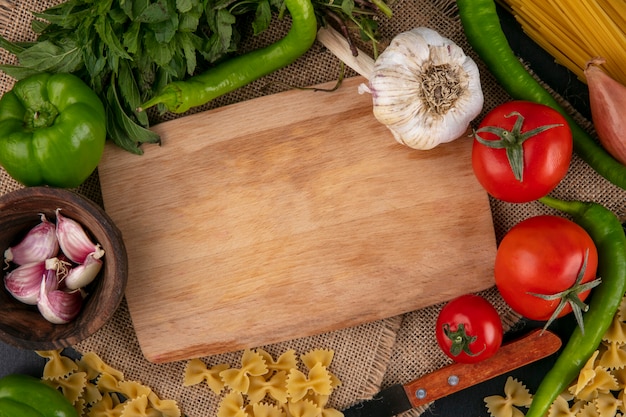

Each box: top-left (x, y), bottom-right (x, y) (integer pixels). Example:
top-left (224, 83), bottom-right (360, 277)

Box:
top-left (0, 187), bottom-right (127, 349)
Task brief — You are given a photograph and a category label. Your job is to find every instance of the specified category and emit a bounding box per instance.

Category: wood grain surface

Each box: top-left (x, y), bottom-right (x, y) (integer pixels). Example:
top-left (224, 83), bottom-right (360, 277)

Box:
top-left (97, 76), bottom-right (497, 363)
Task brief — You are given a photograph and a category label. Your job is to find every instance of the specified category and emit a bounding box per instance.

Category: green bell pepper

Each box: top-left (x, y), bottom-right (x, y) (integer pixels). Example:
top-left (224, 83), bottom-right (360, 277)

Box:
top-left (0, 374), bottom-right (77, 417)
top-left (0, 398), bottom-right (45, 417)
top-left (0, 73), bottom-right (106, 188)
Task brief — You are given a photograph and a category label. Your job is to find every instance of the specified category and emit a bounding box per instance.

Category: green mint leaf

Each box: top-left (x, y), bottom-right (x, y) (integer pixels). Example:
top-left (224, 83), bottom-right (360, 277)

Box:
top-left (106, 82), bottom-right (160, 153)
top-left (16, 39), bottom-right (83, 73)
top-left (83, 34), bottom-right (108, 92)
top-left (252, 0), bottom-right (272, 35)
top-left (122, 21), bottom-right (142, 55)
top-left (108, 6), bottom-right (130, 24)
top-left (176, 31), bottom-right (199, 75)
top-left (118, 60), bottom-right (150, 127)
top-left (214, 8), bottom-right (236, 50)
top-left (148, 13), bottom-right (179, 44)
top-left (178, 3), bottom-right (203, 32)
top-left (144, 31), bottom-right (176, 67)
top-left (94, 15), bottom-right (132, 60)
top-left (0, 64), bottom-right (42, 80)
top-left (136, 0), bottom-right (171, 23)
top-left (0, 35), bottom-right (27, 55)
top-left (177, 0), bottom-right (194, 13)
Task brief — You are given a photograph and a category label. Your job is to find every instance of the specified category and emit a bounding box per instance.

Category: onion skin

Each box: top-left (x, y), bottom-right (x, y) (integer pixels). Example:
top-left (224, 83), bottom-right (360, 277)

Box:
top-left (585, 58), bottom-right (626, 166)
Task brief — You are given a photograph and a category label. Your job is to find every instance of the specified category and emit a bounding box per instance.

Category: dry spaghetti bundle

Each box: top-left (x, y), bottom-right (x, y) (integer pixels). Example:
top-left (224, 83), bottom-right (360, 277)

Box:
top-left (503, 0), bottom-right (626, 86)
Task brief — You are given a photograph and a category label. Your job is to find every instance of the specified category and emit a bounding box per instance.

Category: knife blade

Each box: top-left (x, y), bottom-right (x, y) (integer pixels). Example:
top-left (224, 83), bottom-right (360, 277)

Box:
top-left (342, 328), bottom-right (562, 417)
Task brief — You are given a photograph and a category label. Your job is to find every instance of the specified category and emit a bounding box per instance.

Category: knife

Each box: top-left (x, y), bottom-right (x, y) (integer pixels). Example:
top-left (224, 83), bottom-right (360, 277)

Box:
top-left (341, 328), bottom-right (562, 417)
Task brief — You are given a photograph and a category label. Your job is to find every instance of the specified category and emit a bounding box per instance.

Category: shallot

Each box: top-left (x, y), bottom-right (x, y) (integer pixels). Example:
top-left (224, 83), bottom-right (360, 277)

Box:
top-left (584, 57), bottom-right (626, 166)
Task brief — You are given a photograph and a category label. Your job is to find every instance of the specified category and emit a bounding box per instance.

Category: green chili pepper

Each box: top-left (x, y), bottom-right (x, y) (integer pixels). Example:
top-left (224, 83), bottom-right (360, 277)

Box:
top-left (139, 0), bottom-right (317, 114)
top-left (0, 72), bottom-right (106, 188)
top-left (0, 374), bottom-right (78, 417)
top-left (456, 0), bottom-right (626, 190)
top-left (525, 195), bottom-right (626, 417)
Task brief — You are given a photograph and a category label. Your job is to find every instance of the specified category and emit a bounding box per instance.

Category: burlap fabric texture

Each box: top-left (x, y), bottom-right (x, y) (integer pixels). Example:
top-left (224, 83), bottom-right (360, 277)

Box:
top-left (1, 0), bottom-right (625, 416)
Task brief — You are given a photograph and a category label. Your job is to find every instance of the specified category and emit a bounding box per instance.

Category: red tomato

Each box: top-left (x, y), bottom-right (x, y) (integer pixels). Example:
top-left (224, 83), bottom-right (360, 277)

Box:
top-left (495, 215), bottom-right (599, 324)
top-left (472, 101), bottom-right (573, 203)
top-left (436, 294), bottom-right (503, 363)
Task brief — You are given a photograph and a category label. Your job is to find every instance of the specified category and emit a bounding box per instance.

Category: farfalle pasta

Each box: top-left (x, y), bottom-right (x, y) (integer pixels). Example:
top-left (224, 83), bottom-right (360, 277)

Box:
top-left (37, 350), bottom-right (79, 378)
top-left (258, 349), bottom-right (298, 374)
top-left (36, 349), bottom-right (181, 417)
top-left (247, 372), bottom-right (289, 404)
top-left (250, 402), bottom-right (285, 417)
top-left (183, 358), bottom-right (229, 394)
top-left (487, 293), bottom-right (626, 417)
top-left (484, 377), bottom-right (532, 417)
top-left (185, 348), bottom-right (342, 417)
top-left (286, 363), bottom-right (333, 402)
top-left (220, 349), bottom-right (269, 394)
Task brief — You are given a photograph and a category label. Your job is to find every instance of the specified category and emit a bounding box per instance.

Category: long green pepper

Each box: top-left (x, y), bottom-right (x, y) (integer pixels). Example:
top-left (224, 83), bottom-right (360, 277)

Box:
top-left (140, 0), bottom-right (318, 114)
top-left (456, 0), bottom-right (626, 190)
top-left (526, 196), bottom-right (626, 417)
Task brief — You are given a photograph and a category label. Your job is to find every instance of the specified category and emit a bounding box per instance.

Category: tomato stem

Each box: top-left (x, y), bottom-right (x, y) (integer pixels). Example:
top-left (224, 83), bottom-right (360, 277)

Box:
top-left (442, 323), bottom-right (485, 357)
top-left (526, 249), bottom-right (601, 334)
top-left (473, 111), bottom-right (563, 181)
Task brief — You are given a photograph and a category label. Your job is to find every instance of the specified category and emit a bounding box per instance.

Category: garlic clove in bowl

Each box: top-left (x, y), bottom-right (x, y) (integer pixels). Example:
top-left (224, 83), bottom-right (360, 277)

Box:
top-left (368, 27), bottom-right (484, 150)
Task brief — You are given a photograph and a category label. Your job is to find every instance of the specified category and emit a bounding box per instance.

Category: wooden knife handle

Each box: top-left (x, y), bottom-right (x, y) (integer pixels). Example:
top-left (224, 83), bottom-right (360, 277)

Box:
top-left (404, 329), bottom-right (562, 407)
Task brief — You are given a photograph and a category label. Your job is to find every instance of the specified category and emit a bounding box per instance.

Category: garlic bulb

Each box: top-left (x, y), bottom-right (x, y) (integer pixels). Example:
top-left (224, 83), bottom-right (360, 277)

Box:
top-left (367, 27), bottom-right (484, 150)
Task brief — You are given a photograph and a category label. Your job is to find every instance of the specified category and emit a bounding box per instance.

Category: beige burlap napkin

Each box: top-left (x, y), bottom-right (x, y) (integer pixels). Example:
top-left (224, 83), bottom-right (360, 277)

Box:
top-left (1, 0), bottom-right (624, 416)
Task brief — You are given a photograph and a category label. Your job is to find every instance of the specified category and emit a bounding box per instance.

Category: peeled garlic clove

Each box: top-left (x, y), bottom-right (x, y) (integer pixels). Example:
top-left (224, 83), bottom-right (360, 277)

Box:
top-left (55, 209), bottom-right (105, 264)
top-left (584, 57), bottom-right (626, 165)
top-left (3, 261), bottom-right (46, 305)
top-left (4, 214), bottom-right (59, 265)
top-left (63, 252), bottom-right (103, 290)
top-left (369, 27), bottom-right (484, 150)
top-left (37, 268), bottom-right (83, 324)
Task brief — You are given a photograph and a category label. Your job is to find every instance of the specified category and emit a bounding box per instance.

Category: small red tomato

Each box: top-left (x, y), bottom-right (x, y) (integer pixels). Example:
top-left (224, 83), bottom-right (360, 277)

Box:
top-left (436, 294), bottom-right (503, 363)
top-left (495, 215), bottom-right (599, 329)
top-left (472, 100), bottom-right (573, 203)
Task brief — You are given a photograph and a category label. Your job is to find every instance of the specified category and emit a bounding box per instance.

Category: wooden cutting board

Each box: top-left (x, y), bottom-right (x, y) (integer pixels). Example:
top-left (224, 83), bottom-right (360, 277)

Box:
top-left (97, 76), bottom-right (497, 363)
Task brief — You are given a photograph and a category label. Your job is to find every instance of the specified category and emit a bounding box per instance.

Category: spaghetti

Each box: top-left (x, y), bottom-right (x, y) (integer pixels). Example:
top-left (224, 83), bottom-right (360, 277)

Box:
top-left (503, 0), bottom-right (626, 85)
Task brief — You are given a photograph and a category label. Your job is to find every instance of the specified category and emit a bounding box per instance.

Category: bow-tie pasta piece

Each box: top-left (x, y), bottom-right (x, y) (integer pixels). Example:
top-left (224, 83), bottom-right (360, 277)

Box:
top-left (96, 371), bottom-right (122, 394)
top-left (120, 394), bottom-right (153, 417)
top-left (217, 391), bottom-right (248, 417)
top-left (300, 349), bottom-right (341, 389)
top-left (183, 358), bottom-right (230, 394)
top-left (250, 402), bottom-right (286, 417)
top-left (484, 377), bottom-right (532, 417)
top-left (286, 399), bottom-right (320, 417)
top-left (602, 314), bottom-right (626, 345)
top-left (256, 349), bottom-right (298, 375)
top-left (117, 380), bottom-right (152, 400)
top-left (286, 362), bottom-right (333, 402)
top-left (594, 392), bottom-right (621, 417)
top-left (247, 371), bottom-right (289, 404)
top-left (598, 341), bottom-right (626, 370)
top-left (78, 352), bottom-right (125, 381)
top-left (37, 350), bottom-right (79, 379)
top-left (300, 349), bottom-right (334, 369)
top-left (147, 392), bottom-right (181, 417)
top-left (43, 371), bottom-right (88, 406)
top-left (88, 392), bottom-right (119, 417)
top-left (220, 349), bottom-right (268, 394)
